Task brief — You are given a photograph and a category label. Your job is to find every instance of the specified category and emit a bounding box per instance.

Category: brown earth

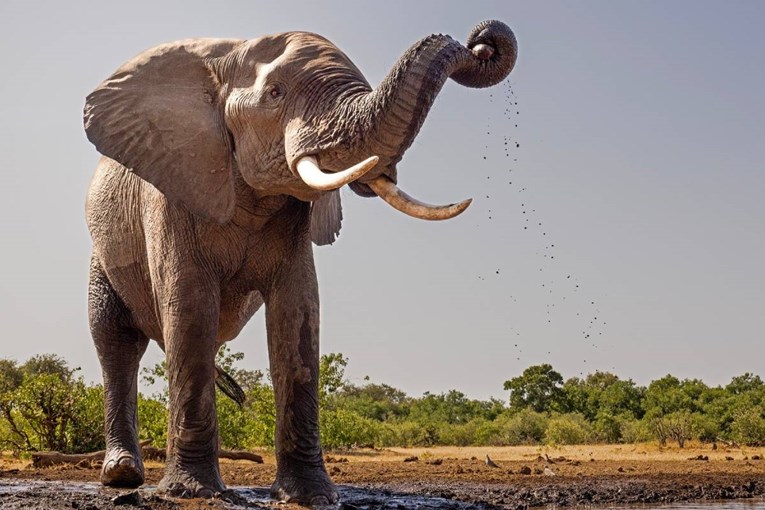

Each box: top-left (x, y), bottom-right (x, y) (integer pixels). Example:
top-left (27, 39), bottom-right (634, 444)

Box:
top-left (1, 444), bottom-right (764, 509)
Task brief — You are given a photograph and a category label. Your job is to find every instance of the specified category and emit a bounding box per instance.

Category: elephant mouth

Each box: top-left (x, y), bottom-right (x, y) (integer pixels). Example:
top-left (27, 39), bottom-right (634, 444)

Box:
top-left (290, 152), bottom-right (472, 221)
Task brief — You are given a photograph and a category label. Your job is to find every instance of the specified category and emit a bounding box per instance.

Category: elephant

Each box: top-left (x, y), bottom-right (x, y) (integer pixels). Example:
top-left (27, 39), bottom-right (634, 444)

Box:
top-left (83, 20), bottom-right (517, 504)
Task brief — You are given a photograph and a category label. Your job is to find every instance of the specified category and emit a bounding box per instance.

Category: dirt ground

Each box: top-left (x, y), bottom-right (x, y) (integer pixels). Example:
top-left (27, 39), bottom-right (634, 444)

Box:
top-left (1, 444), bottom-right (764, 509)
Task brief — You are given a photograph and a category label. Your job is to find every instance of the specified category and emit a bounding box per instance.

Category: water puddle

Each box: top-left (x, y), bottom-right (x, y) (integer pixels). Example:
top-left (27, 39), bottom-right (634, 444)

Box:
top-left (0, 479), bottom-right (487, 509)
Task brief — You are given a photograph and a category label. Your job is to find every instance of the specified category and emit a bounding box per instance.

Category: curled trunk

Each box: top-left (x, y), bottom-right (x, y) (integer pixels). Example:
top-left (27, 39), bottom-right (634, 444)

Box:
top-left (347, 20), bottom-right (517, 192)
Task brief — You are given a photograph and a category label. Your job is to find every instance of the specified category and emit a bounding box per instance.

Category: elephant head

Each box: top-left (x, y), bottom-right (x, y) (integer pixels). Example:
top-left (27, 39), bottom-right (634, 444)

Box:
top-left (84, 21), bottom-right (517, 244)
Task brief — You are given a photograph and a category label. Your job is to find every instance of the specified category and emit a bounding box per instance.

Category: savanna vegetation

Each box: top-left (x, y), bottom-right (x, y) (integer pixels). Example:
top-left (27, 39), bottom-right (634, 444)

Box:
top-left (1, 351), bottom-right (764, 455)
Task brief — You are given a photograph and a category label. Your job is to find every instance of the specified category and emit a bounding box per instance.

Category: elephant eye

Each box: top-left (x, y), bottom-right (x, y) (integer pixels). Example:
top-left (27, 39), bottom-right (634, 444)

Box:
top-left (267, 83), bottom-right (285, 100)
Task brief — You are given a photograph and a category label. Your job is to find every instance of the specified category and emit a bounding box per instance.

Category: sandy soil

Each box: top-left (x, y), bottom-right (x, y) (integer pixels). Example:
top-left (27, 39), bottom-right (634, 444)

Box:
top-left (1, 444), bottom-right (764, 509)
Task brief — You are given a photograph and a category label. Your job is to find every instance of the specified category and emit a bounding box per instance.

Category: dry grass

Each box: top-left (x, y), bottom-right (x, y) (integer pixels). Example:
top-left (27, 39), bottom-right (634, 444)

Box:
top-left (5, 442), bottom-right (764, 469)
top-left (326, 442), bottom-right (765, 463)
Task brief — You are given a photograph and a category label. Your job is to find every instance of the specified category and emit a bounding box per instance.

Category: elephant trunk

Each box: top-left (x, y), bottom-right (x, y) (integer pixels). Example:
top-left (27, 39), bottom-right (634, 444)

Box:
top-left (347, 20), bottom-right (517, 195)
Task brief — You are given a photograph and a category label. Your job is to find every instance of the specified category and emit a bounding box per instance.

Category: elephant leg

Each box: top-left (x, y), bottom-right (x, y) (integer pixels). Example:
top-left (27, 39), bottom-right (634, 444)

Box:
top-left (89, 258), bottom-right (149, 488)
top-left (156, 283), bottom-right (224, 498)
top-left (266, 240), bottom-right (337, 505)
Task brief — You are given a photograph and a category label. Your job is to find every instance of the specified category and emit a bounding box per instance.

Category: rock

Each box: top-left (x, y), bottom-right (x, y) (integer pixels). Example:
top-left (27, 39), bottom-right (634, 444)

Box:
top-left (426, 458), bottom-right (443, 466)
top-left (518, 465), bottom-right (532, 475)
top-left (111, 491), bottom-right (142, 506)
top-left (403, 456), bottom-right (418, 462)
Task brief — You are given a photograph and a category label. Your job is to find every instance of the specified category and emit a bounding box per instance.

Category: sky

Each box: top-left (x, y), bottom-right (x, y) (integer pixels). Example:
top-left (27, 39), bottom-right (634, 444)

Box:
top-left (0, 1), bottom-right (763, 401)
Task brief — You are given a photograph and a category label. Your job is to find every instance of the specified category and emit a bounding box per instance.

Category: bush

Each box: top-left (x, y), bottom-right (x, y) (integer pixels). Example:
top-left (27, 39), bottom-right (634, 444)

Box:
top-left (69, 385), bottom-right (105, 453)
top-left (0, 356), bottom-right (105, 454)
top-left (730, 407), bottom-right (765, 446)
top-left (495, 408), bottom-right (548, 445)
top-left (618, 416), bottom-right (652, 443)
top-left (137, 394), bottom-right (167, 448)
top-left (320, 409), bottom-right (378, 449)
top-left (544, 413), bottom-right (593, 445)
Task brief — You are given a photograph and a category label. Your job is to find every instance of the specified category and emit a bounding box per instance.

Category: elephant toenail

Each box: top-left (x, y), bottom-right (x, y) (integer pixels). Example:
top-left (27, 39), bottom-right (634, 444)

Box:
top-left (310, 495), bottom-right (331, 506)
top-left (197, 488), bottom-right (214, 498)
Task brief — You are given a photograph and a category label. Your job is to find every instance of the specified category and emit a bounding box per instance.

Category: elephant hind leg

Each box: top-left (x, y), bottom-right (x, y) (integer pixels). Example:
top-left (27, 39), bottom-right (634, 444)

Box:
top-left (89, 257), bottom-right (149, 488)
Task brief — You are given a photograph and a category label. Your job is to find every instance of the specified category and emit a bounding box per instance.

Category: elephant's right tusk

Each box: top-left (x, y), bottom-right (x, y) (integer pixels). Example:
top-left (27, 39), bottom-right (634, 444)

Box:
top-left (296, 155), bottom-right (379, 191)
top-left (367, 176), bottom-right (472, 221)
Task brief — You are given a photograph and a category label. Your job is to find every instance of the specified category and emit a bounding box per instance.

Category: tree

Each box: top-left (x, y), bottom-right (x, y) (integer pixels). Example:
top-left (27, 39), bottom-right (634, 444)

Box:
top-left (0, 355), bottom-right (102, 453)
top-left (504, 364), bottom-right (567, 413)
top-left (319, 353), bottom-right (348, 406)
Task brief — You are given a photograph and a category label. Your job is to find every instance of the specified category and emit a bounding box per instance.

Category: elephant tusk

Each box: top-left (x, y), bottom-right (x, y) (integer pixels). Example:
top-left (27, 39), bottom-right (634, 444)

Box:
top-left (367, 176), bottom-right (472, 221)
top-left (296, 155), bottom-right (379, 191)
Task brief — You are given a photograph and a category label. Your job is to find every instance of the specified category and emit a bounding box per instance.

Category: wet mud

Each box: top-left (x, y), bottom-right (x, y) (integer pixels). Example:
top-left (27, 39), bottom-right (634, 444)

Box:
top-left (2, 455), bottom-right (765, 509)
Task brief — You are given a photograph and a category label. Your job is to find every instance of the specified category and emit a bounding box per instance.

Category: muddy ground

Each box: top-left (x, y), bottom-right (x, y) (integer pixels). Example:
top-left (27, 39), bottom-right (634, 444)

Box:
top-left (1, 445), bottom-right (764, 509)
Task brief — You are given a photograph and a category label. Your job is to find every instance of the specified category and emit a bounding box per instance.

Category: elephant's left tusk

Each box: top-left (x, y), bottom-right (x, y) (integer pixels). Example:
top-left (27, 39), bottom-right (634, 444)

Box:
top-left (367, 176), bottom-right (472, 221)
top-left (296, 155), bottom-right (379, 191)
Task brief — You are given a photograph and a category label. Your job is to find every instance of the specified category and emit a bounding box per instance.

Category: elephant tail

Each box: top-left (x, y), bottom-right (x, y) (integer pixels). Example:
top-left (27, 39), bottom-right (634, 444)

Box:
top-left (214, 364), bottom-right (246, 407)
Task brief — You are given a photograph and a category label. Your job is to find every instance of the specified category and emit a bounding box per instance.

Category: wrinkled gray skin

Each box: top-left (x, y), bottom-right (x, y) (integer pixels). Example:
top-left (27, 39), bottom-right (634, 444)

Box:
top-left (84, 21), bottom-right (517, 505)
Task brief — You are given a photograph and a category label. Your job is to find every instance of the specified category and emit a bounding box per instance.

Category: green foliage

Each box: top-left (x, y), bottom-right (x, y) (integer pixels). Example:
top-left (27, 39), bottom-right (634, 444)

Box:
top-left (730, 406), bottom-right (765, 446)
top-left (137, 394), bottom-right (167, 447)
top-left (0, 355), bottom-right (103, 453)
top-left (545, 413), bottom-right (593, 445)
top-left (3, 351), bottom-right (765, 451)
top-left (320, 409), bottom-right (379, 449)
top-left (496, 408), bottom-right (549, 445)
top-left (319, 353), bottom-right (348, 406)
top-left (504, 364), bottom-right (567, 413)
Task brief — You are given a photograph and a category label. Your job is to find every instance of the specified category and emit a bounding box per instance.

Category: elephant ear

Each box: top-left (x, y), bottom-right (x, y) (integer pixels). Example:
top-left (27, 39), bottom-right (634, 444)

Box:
top-left (84, 39), bottom-right (243, 224)
top-left (311, 190), bottom-right (343, 246)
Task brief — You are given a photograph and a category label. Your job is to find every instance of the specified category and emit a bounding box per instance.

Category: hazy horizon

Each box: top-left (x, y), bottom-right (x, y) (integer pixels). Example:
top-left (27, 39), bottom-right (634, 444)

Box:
top-left (1, 1), bottom-right (763, 401)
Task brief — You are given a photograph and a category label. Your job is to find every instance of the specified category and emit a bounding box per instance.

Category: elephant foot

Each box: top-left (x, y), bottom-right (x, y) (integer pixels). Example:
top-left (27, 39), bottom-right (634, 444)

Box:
top-left (101, 449), bottom-right (144, 488)
top-left (156, 466), bottom-right (226, 499)
top-left (271, 466), bottom-right (339, 506)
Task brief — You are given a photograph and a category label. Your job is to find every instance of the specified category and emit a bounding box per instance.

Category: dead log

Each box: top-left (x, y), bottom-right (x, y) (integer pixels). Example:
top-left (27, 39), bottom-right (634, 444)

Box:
top-left (31, 441), bottom-right (263, 467)
top-left (32, 440), bottom-right (153, 468)
top-left (219, 449), bottom-right (263, 463)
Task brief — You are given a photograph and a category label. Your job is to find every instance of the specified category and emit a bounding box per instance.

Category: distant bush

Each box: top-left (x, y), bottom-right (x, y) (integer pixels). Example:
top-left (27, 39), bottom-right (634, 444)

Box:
top-left (137, 394), bottom-right (167, 448)
top-left (544, 413), bottom-right (593, 445)
top-left (730, 407), bottom-right (765, 446)
top-left (320, 409), bottom-right (378, 449)
top-left (3, 353), bottom-right (765, 452)
top-left (499, 408), bottom-right (549, 445)
top-left (0, 355), bottom-right (104, 453)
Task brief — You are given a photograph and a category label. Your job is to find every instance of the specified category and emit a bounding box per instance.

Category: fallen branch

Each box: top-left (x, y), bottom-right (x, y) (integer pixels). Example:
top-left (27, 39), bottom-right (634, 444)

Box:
top-left (220, 449), bottom-right (264, 463)
top-left (32, 440), bottom-right (153, 468)
top-left (31, 441), bottom-right (263, 468)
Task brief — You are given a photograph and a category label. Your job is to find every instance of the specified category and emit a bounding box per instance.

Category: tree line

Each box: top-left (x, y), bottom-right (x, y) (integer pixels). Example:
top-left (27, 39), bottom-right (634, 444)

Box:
top-left (1, 351), bottom-right (764, 454)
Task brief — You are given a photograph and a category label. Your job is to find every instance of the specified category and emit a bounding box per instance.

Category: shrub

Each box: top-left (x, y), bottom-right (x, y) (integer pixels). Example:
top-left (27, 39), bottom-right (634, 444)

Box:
top-left (320, 409), bottom-right (378, 449)
top-left (618, 416), bottom-right (652, 443)
top-left (137, 394), bottom-right (167, 448)
top-left (545, 413), bottom-right (593, 445)
top-left (494, 408), bottom-right (548, 445)
top-left (730, 407), bottom-right (765, 446)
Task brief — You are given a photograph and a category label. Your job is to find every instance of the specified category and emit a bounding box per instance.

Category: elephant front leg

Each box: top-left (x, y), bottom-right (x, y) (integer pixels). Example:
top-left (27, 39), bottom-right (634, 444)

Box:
top-left (156, 299), bottom-right (225, 498)
top-left (89, 259), bottom-right (149, 488)
top-left (266, 254), bottom-right (337, 505)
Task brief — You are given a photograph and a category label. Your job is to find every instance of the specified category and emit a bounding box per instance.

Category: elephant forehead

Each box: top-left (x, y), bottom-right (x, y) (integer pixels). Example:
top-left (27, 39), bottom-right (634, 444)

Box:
top-left (239, 32), bottom-right (363, 82)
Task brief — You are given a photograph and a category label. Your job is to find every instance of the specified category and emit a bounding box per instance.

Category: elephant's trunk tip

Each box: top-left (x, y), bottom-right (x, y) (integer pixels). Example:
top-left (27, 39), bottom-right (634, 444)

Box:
top-left (451, 20), bottom-right (518, 89)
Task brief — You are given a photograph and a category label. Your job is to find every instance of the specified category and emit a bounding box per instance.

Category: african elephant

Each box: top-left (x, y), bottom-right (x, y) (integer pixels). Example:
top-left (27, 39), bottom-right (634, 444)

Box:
top-left (83, 20), bottom-right (517, 504)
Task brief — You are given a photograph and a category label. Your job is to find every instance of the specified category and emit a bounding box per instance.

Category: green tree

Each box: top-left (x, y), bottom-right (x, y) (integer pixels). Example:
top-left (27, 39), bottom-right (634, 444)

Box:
top-left (319, 353), bottom-right (348, 406)
top-left (504, 364), bottom-right (567, 413)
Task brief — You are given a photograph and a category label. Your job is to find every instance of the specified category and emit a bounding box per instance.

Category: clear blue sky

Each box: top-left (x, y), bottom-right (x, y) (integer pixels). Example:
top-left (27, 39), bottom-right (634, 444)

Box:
top-left (1, 1), bottom-right (763, 400)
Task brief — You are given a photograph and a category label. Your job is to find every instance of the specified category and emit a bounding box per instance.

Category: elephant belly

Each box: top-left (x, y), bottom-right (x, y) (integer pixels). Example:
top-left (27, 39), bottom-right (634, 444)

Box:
top-left (216, 288), bottom-right (264, 345)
